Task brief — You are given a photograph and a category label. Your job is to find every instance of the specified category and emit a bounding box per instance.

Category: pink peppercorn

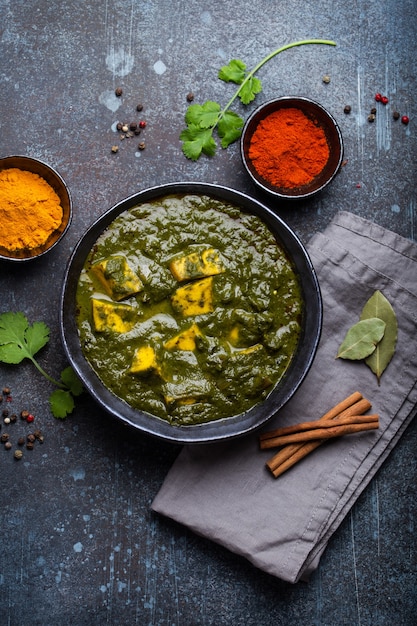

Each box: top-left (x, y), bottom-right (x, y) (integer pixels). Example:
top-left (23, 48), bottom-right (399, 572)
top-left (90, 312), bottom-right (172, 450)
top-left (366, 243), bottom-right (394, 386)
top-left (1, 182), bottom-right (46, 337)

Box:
top-left (381, 96), bottom-right (389, 105)
top-left (139, 120), bottom-right (147, 129)
top-left (26, 413), bottom-right (35, 423)
top-left (375, 93), bottom-right (382, 102)
top-left (401, 115), bottom-right (409, 125)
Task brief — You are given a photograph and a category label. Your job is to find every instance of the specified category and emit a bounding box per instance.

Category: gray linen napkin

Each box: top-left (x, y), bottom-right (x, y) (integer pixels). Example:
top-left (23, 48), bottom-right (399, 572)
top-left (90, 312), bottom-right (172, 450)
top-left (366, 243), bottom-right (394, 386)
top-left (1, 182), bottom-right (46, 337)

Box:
top-left (151, 211), bottom-right (417, 583)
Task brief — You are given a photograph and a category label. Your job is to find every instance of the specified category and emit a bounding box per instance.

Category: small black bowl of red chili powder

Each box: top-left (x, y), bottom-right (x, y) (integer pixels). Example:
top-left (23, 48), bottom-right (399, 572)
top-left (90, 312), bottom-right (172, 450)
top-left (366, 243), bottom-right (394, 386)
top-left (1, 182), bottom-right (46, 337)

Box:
top-left (241, 96), bottom-right (343, 200)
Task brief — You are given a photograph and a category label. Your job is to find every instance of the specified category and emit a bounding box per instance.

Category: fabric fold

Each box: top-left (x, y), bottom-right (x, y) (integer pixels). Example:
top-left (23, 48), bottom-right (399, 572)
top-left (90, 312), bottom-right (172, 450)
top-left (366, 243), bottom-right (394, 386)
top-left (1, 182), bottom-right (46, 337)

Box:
top-left (151, 212), bottom-right (417, 583)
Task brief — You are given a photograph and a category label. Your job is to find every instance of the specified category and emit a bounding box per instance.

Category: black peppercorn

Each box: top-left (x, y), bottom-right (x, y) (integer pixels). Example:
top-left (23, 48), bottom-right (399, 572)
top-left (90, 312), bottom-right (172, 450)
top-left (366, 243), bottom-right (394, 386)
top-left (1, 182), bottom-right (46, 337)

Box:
top-left (4, 441), bottom-right (12, 450)
top-left (186, 92), bottom-right (194, 102)
top-left (18, 437), bottom-right (25, 446)
top-left (115, 87), bottom-right (123, 97)
top-left (138, 141), bottom-right (146, 150)
top-left (370, 107), bottom-right (377, 115)
top-left (1, 432), bottom-right (10, 442)
top-left (129, 122), bottom-right (137, 131)
top-left (393, 111), bottom-right (400, 120)
top-left (344, 105), bottom-right (351, 114)
top-left (26, 442), bottom-right (34, 450)
top-left (20, 410), bottom-right (29, 420)
top-left (136, 103), bottom-right (143, 112)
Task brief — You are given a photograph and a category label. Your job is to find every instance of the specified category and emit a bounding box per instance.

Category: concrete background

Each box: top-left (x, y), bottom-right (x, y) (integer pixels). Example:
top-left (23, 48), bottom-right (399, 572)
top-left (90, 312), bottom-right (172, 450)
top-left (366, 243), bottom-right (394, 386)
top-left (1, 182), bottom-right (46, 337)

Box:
top-left (0, 0), bottom-right (416, 624)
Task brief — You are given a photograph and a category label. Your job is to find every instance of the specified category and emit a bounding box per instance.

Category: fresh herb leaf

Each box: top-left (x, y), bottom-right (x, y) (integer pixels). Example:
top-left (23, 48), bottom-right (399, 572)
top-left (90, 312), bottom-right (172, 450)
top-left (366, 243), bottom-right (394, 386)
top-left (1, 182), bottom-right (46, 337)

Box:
top-left (0, 311), bottom-right (83, 418)
top-left (185, 101), bottom-right (221, 129)
top-left (49, 388), bottom-right (75, 419)
top-left (180, 125), bottom-right (217, 160)
top-left (336, 318), bottom-right (386, 360)
top-left (60, 366), bottom-right (84, 397)
top-left (217, 111), bottom-right (244, 148)
top-left (218, 59), bottom-right (247, 84)
top-left (360, 290), bottom-right (398, 384)
top-left (237, 76), bottom-right (262, 105)
top-left (181, 39), bottom-right (337, 159)
top-left (0, 312), bottom-right (49, 364)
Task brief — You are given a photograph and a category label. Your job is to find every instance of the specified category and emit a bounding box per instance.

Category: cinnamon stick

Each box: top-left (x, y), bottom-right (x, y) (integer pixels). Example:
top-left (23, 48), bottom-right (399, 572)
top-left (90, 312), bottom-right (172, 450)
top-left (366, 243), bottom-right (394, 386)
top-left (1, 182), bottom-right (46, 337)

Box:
top-left (260, 414), bottom-right (379, 449)
top-left (263, 393), bottom-right (375, 478)
top-left (260, 391), bottom-right (364, 443)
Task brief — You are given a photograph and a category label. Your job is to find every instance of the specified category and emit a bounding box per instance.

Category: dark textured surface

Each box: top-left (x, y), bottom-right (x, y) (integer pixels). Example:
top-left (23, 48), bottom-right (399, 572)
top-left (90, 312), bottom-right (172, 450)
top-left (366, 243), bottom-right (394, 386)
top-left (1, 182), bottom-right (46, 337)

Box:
top-left (0, 1), bottom-right (416, 624)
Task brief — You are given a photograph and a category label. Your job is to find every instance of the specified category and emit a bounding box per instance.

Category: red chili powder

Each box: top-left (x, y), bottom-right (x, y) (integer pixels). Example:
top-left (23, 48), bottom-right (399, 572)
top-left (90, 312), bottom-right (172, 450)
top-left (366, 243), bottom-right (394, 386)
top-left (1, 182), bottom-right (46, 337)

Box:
top-left (248, 107), bottom-right (330, 189)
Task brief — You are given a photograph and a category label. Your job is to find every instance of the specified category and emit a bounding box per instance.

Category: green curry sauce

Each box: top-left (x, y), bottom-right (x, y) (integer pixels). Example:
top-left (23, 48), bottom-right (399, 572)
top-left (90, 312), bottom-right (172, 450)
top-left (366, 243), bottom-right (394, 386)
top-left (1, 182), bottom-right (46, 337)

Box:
top-left (76, 194), bottom-right (303, 426)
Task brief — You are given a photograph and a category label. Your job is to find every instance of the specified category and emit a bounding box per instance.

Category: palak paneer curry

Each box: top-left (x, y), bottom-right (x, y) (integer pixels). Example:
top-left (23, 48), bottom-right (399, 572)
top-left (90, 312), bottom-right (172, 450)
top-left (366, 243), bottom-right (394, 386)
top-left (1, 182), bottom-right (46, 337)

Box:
top-left (76, 194), bottom-right (303, 425)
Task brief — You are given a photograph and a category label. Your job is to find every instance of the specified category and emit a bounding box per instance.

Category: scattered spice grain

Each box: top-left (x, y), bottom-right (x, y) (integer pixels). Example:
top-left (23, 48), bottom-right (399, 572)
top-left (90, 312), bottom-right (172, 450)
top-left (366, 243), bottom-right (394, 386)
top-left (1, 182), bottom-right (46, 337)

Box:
top-left (115, 87), bottom-right (123, 97)
top-left (14, 449), bottom-right (23, 460)
top-left (401, 115), bottom-right (409, 125)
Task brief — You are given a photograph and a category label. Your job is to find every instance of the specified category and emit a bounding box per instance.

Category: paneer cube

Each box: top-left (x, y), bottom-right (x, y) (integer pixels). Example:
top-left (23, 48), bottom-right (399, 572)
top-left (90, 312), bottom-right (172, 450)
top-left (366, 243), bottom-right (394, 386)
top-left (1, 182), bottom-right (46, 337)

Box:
top-left (91, 255), bottom-right (143, 301)
top-left (91, 298), bottom-right (135, 333)
top-left (169, 248), bottom-right (225, 282)
top-left (129, 345), bottom-right (161, 376)
top-left (164, 323), bottom-right (203, 351)
top-left (171, 277), bottom-right (213, 317)
top-left (163, 377), bottom-right (211, 406)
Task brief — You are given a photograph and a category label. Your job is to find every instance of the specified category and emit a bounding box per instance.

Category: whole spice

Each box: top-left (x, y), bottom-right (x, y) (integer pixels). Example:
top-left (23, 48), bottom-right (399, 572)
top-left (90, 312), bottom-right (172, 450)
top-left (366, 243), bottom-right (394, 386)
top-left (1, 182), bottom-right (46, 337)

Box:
top-left (115, 87), bottom-right (123, 97)
top-left (381, 96), bottom-right (389, 105)
top-left (14, 449), bottom-right (23, 460)
top-left (0, 169), bottom-right (63, 252)
top-left (261, 392), bottom-right (375, 478)
top-left (136, 103), bottom-right (143, 111)
top-left (248, 107), bottom-right (330, 188)
top-left (401, 115), bottom-right (409, 125)
top-left (139, 120), bottom-right (147, 129)
top-left (344, 105), bottom-right (351, 114)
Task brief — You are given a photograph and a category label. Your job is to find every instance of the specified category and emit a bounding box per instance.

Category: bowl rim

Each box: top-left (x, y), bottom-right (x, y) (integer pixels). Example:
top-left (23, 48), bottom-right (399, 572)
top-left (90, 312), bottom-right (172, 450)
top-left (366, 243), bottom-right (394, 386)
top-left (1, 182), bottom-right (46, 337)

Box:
top-left (60, 182), bottom-right (322, 444)
top-left (240, 96), bottom-right (344, 200)
top-left (0, 154), bottom-right (72, 262)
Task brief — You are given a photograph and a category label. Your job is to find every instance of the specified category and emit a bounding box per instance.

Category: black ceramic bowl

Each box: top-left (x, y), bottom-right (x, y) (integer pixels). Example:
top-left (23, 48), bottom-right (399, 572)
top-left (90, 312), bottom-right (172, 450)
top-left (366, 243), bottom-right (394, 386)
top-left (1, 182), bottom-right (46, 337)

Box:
top-left (60, 183), bottom-right (322, 444)
top-left (0, 155), bottom-right (72, 261)
top-left (241, 97), bottom-right (344, 200)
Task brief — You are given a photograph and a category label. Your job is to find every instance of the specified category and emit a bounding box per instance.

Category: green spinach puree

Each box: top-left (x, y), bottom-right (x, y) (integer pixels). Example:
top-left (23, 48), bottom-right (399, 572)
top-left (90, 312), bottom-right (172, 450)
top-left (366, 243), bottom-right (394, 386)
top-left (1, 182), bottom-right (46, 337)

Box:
top-left (76, 194), bottom-right (303, 425)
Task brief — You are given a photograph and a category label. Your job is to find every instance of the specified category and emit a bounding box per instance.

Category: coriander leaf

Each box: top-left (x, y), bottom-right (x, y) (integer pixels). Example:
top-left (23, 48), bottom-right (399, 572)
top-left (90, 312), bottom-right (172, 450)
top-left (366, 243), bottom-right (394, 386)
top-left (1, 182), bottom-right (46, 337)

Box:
top-left (180, 125), bottom-right (217, 160)
top-left (60, 366), bottom-right (84, 397)
top-left (49, 388), bottom-right (75, 419)
top-left (23, 321), bottom-right (50, 355)
top-left (238, 76), bottom-right (262, 105)
top-left (184, 101), bottom-right (221, 129)
top-left (360, 290), bottom-right (398, 384)
top-left (337, 318), bottom-right (386, 360)
top-left (0, 312), bottom-right (49, 364)
top-left (218, 111), bottom-right (244, 148)
top-left (218, 59), bottom-right (247, 84)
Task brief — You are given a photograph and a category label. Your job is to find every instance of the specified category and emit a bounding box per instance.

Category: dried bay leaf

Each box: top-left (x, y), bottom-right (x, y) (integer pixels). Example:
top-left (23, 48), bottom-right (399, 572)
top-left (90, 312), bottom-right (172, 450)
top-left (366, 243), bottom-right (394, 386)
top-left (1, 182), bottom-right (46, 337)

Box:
top-left (360, 290), bottom-right (398, 383)
top-left (336, 318), bottom-right (386, 360)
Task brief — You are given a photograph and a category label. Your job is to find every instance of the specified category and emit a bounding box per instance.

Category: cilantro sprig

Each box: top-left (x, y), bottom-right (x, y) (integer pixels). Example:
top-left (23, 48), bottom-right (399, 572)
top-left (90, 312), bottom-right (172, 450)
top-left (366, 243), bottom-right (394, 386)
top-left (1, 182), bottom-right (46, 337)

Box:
top-left (180, 39), bottom-right (336, 160)
top-left (0, 312), bottom-right (83, 418)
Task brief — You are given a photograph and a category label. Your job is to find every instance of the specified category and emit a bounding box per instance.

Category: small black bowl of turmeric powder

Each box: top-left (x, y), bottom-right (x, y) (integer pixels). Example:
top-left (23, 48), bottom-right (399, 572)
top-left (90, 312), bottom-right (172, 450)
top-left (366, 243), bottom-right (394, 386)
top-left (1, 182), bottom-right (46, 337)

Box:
top-left (241, 96), bottom-right (343, 200)
top-left (0, 155), bottom-right (72, 261)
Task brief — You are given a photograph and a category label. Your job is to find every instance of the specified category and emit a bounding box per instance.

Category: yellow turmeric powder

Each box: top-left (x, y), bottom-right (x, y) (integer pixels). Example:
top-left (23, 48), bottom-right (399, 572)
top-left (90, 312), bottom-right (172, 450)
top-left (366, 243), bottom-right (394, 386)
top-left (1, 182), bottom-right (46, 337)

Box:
top-left (0, 168), bottom-right (63, 251)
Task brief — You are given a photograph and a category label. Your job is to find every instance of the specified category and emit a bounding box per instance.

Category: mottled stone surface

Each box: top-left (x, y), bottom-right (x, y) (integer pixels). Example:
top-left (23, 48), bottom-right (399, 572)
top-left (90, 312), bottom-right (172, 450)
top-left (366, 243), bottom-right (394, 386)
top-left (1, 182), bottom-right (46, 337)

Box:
top-left (0, 1), bottom-right (416, 624)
